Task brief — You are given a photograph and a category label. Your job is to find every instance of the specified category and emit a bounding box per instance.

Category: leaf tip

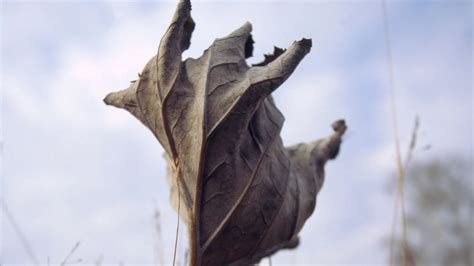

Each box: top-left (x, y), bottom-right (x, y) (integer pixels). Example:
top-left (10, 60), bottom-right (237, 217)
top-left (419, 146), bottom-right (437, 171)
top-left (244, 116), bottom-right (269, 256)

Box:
top-left (300, 37), bottom-right (312, 46)
top-left (244, 21), bottom-right (253, 31)
top-left (331, 119), bottom-right (347, 136)
top-left (295, 38), bottom-right (312, 53)
top-left (323, 119), bottom-right (347, 160)
top-left (103, 93), bottom-right (113, 106)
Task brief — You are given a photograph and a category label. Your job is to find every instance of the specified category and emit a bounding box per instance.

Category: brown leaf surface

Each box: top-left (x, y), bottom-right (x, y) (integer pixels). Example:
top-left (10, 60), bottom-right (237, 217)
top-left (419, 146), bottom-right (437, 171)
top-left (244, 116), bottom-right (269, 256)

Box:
top-left (104, 0), bottom-right (346, 264)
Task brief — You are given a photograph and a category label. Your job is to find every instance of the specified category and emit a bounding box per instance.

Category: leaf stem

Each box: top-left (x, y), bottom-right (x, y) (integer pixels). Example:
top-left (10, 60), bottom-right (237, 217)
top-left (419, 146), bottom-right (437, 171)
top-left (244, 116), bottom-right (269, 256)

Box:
top-left (173, 163), bottom-right (182, 266)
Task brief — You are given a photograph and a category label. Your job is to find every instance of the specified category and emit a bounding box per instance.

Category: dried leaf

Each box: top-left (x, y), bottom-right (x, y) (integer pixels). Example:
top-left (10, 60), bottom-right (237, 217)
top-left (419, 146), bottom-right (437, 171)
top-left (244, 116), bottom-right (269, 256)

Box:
top-left (104, 0), bottom-right (346, 264)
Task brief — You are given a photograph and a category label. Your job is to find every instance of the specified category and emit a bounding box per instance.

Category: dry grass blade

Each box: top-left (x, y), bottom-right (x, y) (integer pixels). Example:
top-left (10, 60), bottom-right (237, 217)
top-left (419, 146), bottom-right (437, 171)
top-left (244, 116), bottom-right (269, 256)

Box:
top-left (389, 116), bottom-right (420, 266)
top-left (389, 116), bottom-right (420, 265)
top-left (404, 116), bottom-right (419, 167)
top-left (401, 118), bottom-right (420, 266)
top-left (69, 258), bottom-right (83, 263)
top-left (381, 1), bottom-right (415, 265)
top-left (2, 202), bottom-right (40, 265)
top-left (389, 189), bottom-right (400, 266)
top-left (60, 241), bottom-right (81, 266)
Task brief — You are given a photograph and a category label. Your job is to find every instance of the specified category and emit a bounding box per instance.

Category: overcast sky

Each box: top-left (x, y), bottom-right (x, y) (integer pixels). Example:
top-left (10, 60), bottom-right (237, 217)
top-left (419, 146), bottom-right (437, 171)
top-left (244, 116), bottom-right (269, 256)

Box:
top-left (1, 0), bottom-right (472, 265)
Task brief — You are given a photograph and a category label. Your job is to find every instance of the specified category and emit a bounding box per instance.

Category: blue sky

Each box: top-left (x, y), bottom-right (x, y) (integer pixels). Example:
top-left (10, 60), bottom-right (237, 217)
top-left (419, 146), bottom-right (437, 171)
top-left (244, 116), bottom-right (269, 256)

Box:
top-left (1, 0), bottom-right (472, 265)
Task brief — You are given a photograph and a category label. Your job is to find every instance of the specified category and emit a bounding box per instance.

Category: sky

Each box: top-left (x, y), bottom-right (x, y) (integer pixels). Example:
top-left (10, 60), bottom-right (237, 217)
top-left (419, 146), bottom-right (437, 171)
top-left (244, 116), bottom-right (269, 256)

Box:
top-left (1, 0), bottom-right (472, 265)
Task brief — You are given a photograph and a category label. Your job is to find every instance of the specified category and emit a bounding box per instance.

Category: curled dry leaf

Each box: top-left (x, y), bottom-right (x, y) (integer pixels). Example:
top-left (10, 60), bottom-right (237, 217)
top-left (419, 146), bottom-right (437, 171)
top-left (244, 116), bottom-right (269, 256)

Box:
top-left (104, 0), bottom-right (346, 265)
